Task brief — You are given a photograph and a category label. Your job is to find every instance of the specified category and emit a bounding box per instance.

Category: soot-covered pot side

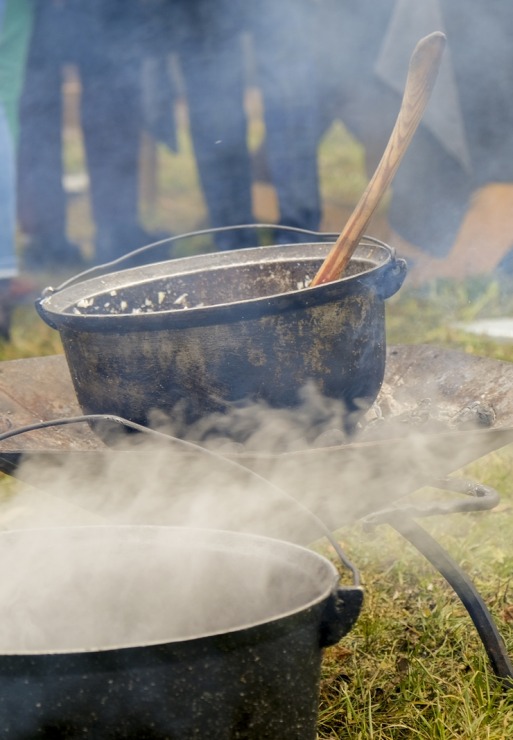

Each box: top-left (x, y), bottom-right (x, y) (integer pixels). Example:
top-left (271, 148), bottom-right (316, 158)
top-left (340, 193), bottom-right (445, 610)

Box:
top-left (0, 526), bottom-right (363, 739)
top-left (36, 241), bottom-right (406, 436)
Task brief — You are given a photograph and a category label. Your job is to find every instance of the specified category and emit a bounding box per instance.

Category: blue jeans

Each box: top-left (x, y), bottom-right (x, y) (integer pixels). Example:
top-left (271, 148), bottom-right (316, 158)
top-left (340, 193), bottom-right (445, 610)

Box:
top-left (0, 104), bottom-right (17, 278)
top-left (251, 0), bottom-right (321, 235)
top-left (175, 0), bottom-right (321, 250)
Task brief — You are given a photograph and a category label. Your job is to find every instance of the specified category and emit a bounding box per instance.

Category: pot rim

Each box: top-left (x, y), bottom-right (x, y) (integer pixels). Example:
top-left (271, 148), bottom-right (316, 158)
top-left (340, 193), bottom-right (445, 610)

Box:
top-left (36, 239), bottom-right (403, 333)
top-left (0, 524), bottom-right (341, 657)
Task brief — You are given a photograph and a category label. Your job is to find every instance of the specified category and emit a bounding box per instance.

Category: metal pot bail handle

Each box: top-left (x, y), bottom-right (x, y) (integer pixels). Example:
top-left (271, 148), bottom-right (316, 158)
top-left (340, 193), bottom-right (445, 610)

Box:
top-left (0, 412), bottom-right (362, 585)
top-left (43, 224), bottom-right (341, 296)
top-left (0, 414), bottom-right (364, 648)
top-left (377, 255), bottom-right (408, 300)
top-left (319, 585), bottom-right (364, 648)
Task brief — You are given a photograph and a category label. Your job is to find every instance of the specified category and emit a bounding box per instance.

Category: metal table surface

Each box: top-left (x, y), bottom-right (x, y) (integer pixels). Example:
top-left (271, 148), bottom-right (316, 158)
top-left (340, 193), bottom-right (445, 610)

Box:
top-left (1, 344), bottom-right (513, 533)
top-left (2, 343), bottom-right (513, 444)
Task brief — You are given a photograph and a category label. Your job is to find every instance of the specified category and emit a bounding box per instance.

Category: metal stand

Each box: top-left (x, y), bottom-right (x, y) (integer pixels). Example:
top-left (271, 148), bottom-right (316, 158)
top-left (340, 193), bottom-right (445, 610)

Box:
top-left (364, 478), bottom-right (513, 685)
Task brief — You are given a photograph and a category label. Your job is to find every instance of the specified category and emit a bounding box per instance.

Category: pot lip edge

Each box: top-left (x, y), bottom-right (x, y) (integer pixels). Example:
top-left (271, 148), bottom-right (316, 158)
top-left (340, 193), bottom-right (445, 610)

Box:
top-left (37, 242), bottom-right (395, 331)
top-left (0, 523), bottom-right (341, 658)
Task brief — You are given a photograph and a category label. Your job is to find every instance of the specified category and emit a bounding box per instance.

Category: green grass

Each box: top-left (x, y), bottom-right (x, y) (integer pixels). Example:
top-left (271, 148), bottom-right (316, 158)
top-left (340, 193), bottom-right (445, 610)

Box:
top-left (318, 453), bottom-right (513, 738)
top-left (4, 104), bottom-right (513, 736)
top-left (319, 122), bottom-right (370, 211)
top-left (316, 270), bottom-right (513, 736)
top-left (386, 276), bottom-right (513, 362)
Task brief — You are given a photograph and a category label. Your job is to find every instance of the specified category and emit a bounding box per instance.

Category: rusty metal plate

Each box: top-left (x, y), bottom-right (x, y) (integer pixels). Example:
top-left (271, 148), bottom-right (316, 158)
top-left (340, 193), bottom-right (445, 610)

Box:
top-left (0, 346), bottom-right (512, 537)
top-left (0, 354), bottom-right (100, 452)
top-left (1, 345), bottom-right (513, 449)
top-left (384, 344), bottom-right (513, 424)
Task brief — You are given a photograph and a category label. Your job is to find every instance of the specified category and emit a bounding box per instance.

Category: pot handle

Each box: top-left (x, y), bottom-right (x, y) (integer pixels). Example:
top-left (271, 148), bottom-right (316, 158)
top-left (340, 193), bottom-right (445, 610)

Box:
top-left (376, 255), bottom-right (408, 300)
top-left (34, 295), bottom-right (59, 330)
top-left (43, 224), bottom-right (341, 295)
top-left (320, 586), bottom-right (364, 648)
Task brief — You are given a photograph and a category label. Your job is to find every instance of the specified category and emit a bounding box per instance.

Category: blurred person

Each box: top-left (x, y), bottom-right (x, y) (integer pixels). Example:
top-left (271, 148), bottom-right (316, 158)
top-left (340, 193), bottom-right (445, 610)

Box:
top-left (170, 0), bottom-right (322, 250)
top-left (17, 0), bottom-right (84, 270)
top-left (0, 0), bottom-right (37, 339)
top-left (249, 0), bottom-right (322, 242)
top-left (315, 0), bottom-right (513, 284)
top-left (171, 0), bottom-right (255, 250)
top-left (379, 0), bottom-right (513, 283)
top-left (18, 0), bottom-right (171, 270)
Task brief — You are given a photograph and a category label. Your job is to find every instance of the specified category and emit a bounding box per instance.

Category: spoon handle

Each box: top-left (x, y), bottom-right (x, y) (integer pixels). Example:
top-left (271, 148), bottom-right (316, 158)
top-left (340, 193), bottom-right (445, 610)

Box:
top-left (311, 31), bottom-right (446, 286)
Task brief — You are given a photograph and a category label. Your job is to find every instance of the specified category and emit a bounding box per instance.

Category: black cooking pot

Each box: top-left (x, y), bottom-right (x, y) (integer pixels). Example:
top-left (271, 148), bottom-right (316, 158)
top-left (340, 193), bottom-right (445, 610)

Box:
top-left (36, 234), bottom-right (406, 438)
top-left (0, 525), bottom-right (362, 738)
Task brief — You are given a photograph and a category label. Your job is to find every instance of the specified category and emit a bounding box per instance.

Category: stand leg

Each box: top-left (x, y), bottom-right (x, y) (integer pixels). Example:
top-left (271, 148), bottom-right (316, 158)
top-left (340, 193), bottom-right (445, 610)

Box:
top-left (389, 513), bottom-right (513, 685)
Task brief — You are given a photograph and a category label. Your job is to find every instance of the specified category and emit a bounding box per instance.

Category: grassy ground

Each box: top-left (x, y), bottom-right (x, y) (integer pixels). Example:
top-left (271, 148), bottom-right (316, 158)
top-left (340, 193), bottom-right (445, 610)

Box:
top-left (3, 92), bottom-right (513, 737)
top-left (318, 451), bottom-right (513, 738)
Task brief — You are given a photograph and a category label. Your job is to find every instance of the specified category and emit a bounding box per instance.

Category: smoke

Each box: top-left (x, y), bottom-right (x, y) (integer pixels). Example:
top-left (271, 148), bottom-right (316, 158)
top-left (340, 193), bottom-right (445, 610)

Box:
top-left (0, 343), bottom-right (511, 740)
top-left (4, 361), bottom-right (509, 552)
top-left (0, 387), bottom-right (356, 655)
top-left (0, 525), bottom-right (336, 654)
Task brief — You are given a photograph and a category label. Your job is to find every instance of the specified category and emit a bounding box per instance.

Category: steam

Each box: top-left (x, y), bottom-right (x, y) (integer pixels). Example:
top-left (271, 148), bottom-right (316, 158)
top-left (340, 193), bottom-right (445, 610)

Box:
top-left (0, 387), bottom-right (359, 655)
top-left (0, 372), bottom-right (505, 654)
top-left (162, 381), bottom-right (352, 452)
top-left (0, 526), bottom-right (335, 654)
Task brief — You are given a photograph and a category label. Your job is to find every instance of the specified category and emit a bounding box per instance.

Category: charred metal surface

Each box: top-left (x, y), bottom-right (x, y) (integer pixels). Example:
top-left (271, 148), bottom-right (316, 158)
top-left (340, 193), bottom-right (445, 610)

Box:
top-left (0, 355), bottom-right (100, 452)
top-left (0, 346), bottom-right (511, 536)
top-left (384, 344), bottom-right (513, 424)
top-left (2, 345), bottom-right (513, 452)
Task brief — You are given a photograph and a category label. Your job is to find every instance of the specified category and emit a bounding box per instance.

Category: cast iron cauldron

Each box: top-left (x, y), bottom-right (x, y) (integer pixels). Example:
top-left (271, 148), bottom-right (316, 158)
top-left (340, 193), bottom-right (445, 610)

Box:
top-left (0, 525), bottom-right (362, 738)
top-left (36, 237), bottom-right (406, 437)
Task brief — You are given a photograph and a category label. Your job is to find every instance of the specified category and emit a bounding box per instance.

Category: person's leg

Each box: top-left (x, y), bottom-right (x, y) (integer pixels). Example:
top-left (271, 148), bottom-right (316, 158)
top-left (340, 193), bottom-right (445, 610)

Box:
top-left (79, 54), bottom-right (144, 263)
top-left (68, 0), bottom-right (171, 265)
top-left (17, 61), bottom-right (66, 243)
top-left (251, 0), bottom-right (321, 240)
top-left (17, 3), bottom-right (66, 244)
top-left (0, 0), bottom-right (39, 338)
top-left (0, 104), bottom-right (37, 338)
top-left (389, 122), bottom-right (472, 259)
top-left (392, 0), bottom-right (513, 282)
top-left (0, 105), bottom-right (17, 280)
top-left (16, 1), bottom-right (84, 269)
top-left (441, 0), bottom-right (513, 188)
top-left (179, 31), bottom-right (255, 250)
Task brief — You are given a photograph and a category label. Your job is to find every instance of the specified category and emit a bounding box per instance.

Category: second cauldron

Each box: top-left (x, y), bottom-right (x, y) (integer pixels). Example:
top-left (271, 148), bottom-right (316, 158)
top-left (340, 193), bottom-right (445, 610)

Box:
top-left (36, 238), bottom-right (406, 438)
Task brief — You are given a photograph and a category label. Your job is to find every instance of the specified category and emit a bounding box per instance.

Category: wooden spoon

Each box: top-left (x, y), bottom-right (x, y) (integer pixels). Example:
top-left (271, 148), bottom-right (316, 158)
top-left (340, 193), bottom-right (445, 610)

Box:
top-left (311, 31), bottom-right (446, 287)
